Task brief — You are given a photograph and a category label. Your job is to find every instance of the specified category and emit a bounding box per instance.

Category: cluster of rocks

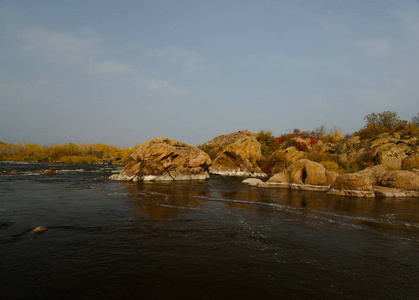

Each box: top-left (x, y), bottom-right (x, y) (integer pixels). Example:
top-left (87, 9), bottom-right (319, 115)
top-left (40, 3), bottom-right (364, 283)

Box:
top-left (333, 132), bottom-right (419, 170)
top-left (110, 131), bottom-right (266, 182)
top-left (243, 160), bottom-right (419, 198)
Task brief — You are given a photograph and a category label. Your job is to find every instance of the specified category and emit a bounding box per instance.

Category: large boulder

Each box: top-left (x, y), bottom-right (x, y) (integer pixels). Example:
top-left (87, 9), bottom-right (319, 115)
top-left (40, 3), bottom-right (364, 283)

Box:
top-left (357, 164), bottom-right (388, 185)
top-left (328, 172), bottom-right (375, 197)
top-left (262, 159), bottom-right (335, 191)
top-left (209, 136), bottom-right (266, 177)
top-left (379, 170), bottom-right (419, 191)
top-left (375, 144), bottom-right (408, 170)
top-left (109, 137), bottom-right (211, 181)
top-left (287, 159), bottom-right (328, 185)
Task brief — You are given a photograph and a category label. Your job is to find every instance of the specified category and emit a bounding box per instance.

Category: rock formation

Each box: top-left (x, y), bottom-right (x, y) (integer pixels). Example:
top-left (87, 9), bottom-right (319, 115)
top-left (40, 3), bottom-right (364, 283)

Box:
top-left (244, 158), bottom-right (419, 198)
top-left (255, 159), bottom-right (338, 191)
top-left (209, 136), bottom-right (266, 177)
top-left (200, 129), bottom-right (257, 149)
top-left (328, 166), bottom-right (419, 198)
top-left (109, 137), bottom-right (211, 181)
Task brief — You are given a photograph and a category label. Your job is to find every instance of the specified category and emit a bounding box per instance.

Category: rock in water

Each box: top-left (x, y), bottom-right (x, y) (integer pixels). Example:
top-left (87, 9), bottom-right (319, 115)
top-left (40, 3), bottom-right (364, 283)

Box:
top-left (31, 226), bottom-right (47, 233)
top-left (209, 136), bottom-right (266, 177)
top-left (109, 137), bottom-right (212, 181)
top-left (43, 170), bottom-right (56, 176)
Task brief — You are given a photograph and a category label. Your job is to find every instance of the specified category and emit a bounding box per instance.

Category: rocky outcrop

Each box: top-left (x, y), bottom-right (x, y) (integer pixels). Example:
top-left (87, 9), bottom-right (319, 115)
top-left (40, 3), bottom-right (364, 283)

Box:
top-left (379, 170), bottom-right (419, 191)
top-left (327, 172), bottom-right (375, 197)
top-left (109, 137), bottom-right (211, 181)
top-left (249, 159), bottom-right (338, 191)
top-left (328, 166), bottom-right (419, 198)
top-left (201, 129), bottom-right (256, 148)
top-left (244, 158), bottom-right (419, 197)
top-left (209, 136), bottom-right (266, 177)
top-left (375, 144), bottom-right (408, 169)
top-left (373, 186), bottom-right (419, 198)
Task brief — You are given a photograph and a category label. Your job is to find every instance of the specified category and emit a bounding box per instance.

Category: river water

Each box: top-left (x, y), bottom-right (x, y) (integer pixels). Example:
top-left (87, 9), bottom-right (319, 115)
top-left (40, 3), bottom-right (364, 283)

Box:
top-left (1, 161), bottom-right (418, 299)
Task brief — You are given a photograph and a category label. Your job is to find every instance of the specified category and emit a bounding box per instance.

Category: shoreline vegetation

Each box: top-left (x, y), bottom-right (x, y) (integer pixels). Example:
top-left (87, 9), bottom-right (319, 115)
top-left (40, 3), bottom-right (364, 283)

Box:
top-left (1, 111), bottom-right (419, 174)
top-left (0, 142), bottom-right (137, 165)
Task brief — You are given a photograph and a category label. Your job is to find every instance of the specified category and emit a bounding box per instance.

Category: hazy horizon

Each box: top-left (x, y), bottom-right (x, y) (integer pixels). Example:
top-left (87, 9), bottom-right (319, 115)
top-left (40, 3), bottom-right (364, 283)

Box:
top-left (1, 0), bottom-right (419, 147)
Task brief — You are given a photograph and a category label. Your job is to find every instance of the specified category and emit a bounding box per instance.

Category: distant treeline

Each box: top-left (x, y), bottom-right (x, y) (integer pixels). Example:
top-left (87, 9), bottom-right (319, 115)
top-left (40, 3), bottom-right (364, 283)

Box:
top-left (0, 142), bottom-right (137, 164)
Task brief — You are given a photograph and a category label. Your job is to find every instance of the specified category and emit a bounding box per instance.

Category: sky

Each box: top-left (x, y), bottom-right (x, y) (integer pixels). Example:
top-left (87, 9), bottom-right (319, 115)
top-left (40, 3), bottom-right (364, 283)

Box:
top-left (1, 0), bottom-right (419, 147)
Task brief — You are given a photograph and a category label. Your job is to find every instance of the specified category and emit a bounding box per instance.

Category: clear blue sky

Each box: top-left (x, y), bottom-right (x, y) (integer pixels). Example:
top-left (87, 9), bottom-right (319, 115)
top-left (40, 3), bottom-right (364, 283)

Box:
top-left (1, 0), bottom-right (418, 147)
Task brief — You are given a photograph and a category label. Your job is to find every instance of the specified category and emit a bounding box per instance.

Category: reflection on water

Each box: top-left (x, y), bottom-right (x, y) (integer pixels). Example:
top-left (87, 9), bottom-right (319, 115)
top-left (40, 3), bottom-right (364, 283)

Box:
top-left (122, 181), bottom-right (209, 220)
top-left (120, 175), bottom-right (419, 238)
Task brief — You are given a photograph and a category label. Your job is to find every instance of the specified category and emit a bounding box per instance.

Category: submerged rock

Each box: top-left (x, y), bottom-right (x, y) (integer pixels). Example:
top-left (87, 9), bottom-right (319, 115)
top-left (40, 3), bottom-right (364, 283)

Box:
top-left (43, 170), bottom-right (56, 176)
top-left (31, 226), bottom-right (47, 233)
top-left (109, 137), bottom-right (211, 181)
top-left (242, 178), bottom-right (264, 186)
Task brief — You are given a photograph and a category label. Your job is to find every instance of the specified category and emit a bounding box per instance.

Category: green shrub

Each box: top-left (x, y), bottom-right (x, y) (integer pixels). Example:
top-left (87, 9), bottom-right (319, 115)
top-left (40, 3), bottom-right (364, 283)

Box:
top-left (356, 111), bottom-right (408, 139)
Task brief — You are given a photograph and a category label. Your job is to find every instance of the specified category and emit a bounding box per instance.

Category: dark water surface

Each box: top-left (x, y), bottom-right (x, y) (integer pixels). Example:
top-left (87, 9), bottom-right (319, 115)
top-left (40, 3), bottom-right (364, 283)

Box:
top-left (1, 162), bottom-right (419, 299)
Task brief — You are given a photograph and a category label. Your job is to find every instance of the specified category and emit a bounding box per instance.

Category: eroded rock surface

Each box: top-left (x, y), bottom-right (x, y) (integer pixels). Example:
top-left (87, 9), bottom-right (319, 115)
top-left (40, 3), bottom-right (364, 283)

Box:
top-left (209, 136), bottom-right (266, 177)
top-left (110, 137), bottom-right (211, 181)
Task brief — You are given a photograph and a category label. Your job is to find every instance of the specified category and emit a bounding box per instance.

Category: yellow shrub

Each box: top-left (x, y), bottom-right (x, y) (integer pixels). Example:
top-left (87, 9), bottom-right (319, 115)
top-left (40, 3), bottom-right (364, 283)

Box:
top-left (320, 160), bottom-right (342, 173)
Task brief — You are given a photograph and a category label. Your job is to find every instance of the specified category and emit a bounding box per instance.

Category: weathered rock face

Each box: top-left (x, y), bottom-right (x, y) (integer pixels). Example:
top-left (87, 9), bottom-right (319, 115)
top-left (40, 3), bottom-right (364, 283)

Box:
top-left (331, 173), bottom-right (374, 191)
top-left (261, 159), bottom-right (336, 191)
top-left (209, 136), bottom-right (266, 177)
top-left (109, 137), bottom-right (211, 181)
top-left (280, 146), bottom-right (306, 164)
top-left (287, 159), bottom-right (328, 185)
top-left (375, 144), bottom-right (408, 170)
top-left (201, 129), bottom-right (257, 148)
top-left (327, 166), bottom-right (390, 197)
top-left (328, 165), bottom-right (419, 197)
top-left (357, 164), bottom-right (389, 186)
top-left (379, 170), bottom-right (419, 191)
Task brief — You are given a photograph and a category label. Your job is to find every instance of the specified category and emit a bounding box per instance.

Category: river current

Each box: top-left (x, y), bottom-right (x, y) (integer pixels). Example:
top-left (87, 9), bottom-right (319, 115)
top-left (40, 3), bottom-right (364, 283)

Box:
top-left (0, 161), bottom-right (418, 299)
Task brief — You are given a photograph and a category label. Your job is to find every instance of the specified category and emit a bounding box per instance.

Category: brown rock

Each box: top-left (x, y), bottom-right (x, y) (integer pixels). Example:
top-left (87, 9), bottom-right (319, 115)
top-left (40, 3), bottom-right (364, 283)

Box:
top-left (201, 129), bottom-right (257, 148)
top-left (331, 172), bottom-right (374, 191)
top-left (358, 164), bottom-right (388, 185)
top-left (374, 186), bottom-right (419, 198)
top-left (268, 171), bottom-right (288, 183)
top-left (375, 144), bottom-right (408, 170)
top-left (209, 136), bottom-right (266, 177)
top-left (379, 170), bottom-right (419, 191)
top-left (281, 147), bottom-right (306, 164)
top-left (31, 226), bottom-right (47, 233)
top-left (43, 170), bottom-right (56, 176)
top-left (110, 137), bottom-right (211, 181)
top-left (326, 170), bottom-right (339, 185)
top-left (264, 159), bottom-right (331, 191)
top-left (286, 159), bottom-right (327, 185)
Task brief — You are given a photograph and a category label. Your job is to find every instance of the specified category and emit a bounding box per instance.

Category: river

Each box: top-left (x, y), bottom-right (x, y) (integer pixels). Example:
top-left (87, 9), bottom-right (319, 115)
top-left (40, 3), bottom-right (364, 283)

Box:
top-left (1, 161), bottom-right (418, 299)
